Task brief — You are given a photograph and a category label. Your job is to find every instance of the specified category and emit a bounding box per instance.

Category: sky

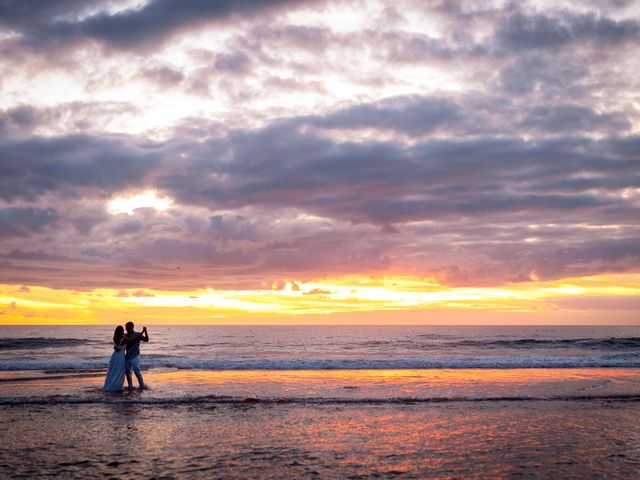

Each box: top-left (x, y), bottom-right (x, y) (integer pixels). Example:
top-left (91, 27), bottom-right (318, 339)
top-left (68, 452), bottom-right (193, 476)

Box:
top-left (0, 0), bottom-right (639, 325)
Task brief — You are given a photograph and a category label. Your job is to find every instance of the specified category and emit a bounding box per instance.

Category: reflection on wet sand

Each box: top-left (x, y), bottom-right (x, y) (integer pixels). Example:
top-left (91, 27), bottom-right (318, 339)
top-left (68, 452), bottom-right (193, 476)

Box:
top-left (2, 369), bottom-right (640, 478)
top-left (2, 399), bottom-right (640, 479)
top-left (2, 368), bottom-right (640, 402)
top-left (163, 368), bottom-right (640, 405)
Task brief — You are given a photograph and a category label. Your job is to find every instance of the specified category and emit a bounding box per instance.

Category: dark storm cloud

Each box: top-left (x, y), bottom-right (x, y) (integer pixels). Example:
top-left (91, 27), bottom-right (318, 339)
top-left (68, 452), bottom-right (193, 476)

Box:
top-left (0, 134), bottom-right (162, 201)
top-left (496, 12), bottom-right (640, 50)
top-left (4, 0), bottom-right (307, 50)
top-left (0, 207), bottom-right (58, 238)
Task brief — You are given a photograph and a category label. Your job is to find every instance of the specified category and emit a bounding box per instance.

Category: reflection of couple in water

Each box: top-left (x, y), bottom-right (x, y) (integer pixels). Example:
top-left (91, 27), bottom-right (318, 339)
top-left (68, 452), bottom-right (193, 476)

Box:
top-left (103, 321), bottom-right (149, 392)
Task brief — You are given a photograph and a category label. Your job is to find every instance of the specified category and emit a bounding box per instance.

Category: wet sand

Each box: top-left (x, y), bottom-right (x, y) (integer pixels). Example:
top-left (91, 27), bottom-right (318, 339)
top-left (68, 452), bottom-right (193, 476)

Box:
top-left (1, 369), bottom-right (640, 478)
top-left (1, 400), bottom-right (640, 479)
top-left (2, 368), bottom-right (640, 403)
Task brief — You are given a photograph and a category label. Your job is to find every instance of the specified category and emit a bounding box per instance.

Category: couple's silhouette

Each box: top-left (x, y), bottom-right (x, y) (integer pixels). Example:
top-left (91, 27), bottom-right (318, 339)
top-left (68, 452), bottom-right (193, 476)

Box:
top-left (103, 322), bottom-right (149, 392)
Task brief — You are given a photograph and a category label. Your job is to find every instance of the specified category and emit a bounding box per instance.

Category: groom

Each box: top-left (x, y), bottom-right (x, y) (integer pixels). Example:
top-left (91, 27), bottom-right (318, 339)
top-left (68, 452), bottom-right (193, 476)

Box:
top-left (124, 321), bottom-right (149, 390)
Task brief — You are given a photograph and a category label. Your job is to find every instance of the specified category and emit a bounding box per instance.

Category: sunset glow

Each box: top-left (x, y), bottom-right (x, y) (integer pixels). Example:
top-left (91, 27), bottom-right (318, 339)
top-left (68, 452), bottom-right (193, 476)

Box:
top-left (3, 4), bottom-right (640, 480)
top-left (1, 272), bottom-right (638, 325)
top-left (1, 0), bottom-right (638, 325)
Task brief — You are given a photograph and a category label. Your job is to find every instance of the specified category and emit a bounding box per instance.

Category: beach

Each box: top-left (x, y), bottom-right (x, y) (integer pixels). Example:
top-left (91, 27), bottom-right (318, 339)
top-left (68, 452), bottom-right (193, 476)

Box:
top-left (2, 326), bottom-right (640, 478)
top-left (3, 400), bottom-right (640, 479)
top-left (2, 369), bottom-right (640, 479)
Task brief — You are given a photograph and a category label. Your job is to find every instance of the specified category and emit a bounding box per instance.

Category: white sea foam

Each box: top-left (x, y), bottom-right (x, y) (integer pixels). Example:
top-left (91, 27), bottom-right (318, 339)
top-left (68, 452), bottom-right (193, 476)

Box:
top-left (1, 353), bottom-right (640, 371)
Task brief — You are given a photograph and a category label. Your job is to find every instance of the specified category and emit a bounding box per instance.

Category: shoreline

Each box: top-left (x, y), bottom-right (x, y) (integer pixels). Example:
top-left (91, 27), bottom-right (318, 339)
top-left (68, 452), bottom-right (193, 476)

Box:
top-left (2, 367), bottom-right (640, 404)
top-left (4, 367), bottom-right (640, 478)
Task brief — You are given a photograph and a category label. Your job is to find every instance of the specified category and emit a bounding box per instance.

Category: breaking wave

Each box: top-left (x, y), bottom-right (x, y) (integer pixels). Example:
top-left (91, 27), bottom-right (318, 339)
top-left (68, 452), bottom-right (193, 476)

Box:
top-left (452, 337), bottom-right (640, 350)
top-left (1, 352), bottom-right (640, 371)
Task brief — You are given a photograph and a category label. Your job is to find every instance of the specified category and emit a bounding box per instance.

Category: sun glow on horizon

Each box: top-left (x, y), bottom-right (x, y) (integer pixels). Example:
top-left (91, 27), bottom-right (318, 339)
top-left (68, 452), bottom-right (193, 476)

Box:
top-left (1, 272), bottom-right (639, 325)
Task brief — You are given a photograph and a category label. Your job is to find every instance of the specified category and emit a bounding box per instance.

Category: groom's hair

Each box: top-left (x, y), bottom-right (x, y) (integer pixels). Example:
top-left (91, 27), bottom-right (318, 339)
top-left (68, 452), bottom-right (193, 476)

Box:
top-left (125, 321), bottom-right (134, 329)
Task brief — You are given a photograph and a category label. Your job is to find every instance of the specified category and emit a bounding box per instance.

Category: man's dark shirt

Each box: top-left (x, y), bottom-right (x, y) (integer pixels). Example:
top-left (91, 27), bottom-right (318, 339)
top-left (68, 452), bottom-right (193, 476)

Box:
top-left (125, 332), bottom-right (142, 360)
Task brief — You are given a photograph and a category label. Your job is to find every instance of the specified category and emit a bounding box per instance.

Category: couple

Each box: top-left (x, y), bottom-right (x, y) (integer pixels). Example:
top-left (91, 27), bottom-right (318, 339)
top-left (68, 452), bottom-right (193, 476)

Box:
top-left (103, 321), bottom-right (149, 392)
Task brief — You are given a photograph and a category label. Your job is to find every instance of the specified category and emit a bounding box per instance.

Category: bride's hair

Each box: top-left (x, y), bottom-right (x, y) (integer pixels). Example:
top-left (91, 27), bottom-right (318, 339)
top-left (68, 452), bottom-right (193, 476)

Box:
top-left (113, 325), bottom-right (124, 344)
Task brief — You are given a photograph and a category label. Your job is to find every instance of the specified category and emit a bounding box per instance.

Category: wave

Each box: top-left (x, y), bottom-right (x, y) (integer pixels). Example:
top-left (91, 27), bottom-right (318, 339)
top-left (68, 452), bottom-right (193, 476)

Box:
top-left (276, 336), bottom-right (640, 352)
top-left (0, 337), bottom-right (99, 350)
top-left (2, 352), bottom-right (640, 371)
top-left (2, 393), bottom-right (640, 406)
top-left (3, 336), bottom-right (638, 353)
top-left (452, 337), bottom-right (640, 350)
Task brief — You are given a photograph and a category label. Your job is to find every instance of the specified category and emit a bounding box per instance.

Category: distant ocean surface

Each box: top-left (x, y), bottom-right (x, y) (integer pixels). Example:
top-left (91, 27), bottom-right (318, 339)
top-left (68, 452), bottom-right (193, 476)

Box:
top-left (1, 325), bottom-right (640, 372)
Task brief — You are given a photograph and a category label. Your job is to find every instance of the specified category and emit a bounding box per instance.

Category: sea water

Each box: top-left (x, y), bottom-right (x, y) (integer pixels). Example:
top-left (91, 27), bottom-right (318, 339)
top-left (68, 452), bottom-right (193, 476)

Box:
top-left (2, 325), bottom-right (640, 372)
top-left (1, 325), bottom-right (640, 479)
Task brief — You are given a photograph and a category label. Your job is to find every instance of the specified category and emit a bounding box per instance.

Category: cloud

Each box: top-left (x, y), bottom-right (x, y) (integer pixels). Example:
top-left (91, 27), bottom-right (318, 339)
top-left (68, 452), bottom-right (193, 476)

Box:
top-left (70, 207), bottom-right (111, 236)
top-left (0, 0), bottom-right (101, 29)
top-left (497, 53), bottom-right (590, 98)
top-left (112, 219), bottom-right (145, 235)
top-left (213, 51), bottom-right (252, 73)
top-left (496, 12), bottom-right (640, 51)
top-left (551, 295), bottom-right (640, 311)
top-left (4, 250), bottom-right (68, 261)
top-left (309, 95), bottom-right (459, 135)
top-left (305, 288), bottom-right (332, 295)
top-left (0, 134), bottom-right (161, 201)
top-left (6, 0), bottom-right (308, 51)
top-left (0, 0), bottom-right (638, 292)
top-left (0, 106), bottom-right (38, 138)
top-left (0, 92), bottom-right (637, 288)
top-left (139, 65), bottom-right (185, 87)
top-left (0, 207), bottom-right (58, 238)
top-left (159, 119), bottom-right (639, 225)
top-left (519, 104), bottom-right (631, 133)
top-left (132, 289), bottom-right (155, 297)
top-left (0, 103), bottom-right (141, 139)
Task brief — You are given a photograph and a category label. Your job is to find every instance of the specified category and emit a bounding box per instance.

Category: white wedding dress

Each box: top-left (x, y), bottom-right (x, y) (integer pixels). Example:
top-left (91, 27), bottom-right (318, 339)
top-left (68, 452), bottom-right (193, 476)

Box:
top-left (103, 340), bottom-right (126, 392)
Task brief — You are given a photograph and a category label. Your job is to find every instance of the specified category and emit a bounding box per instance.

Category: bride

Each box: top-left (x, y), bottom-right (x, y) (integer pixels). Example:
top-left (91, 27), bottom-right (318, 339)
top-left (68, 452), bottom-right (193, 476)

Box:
top-left (103, 326), bottom-right (127, 392)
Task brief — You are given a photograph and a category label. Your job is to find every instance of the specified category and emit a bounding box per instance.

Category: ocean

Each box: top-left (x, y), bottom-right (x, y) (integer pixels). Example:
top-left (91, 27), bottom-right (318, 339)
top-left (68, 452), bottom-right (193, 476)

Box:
top-left (1, 325), bottom-right (640, 478)
top-left (2, 325), bottom-right (640, 372)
